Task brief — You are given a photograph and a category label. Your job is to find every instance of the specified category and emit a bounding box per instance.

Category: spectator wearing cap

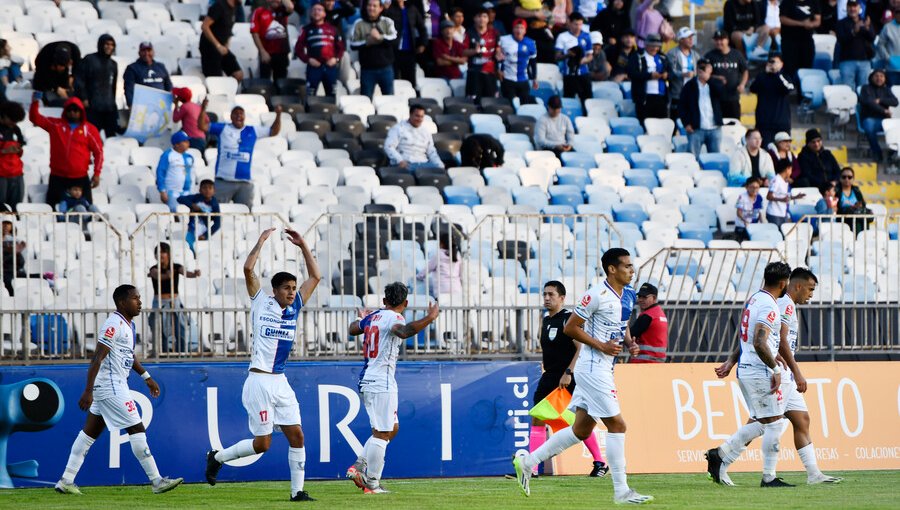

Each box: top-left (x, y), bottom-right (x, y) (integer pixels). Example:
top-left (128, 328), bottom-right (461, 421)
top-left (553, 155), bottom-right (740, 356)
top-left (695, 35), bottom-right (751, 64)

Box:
top-left (156, 131), bottom-right (195, 212)
top-left (431, 19), bottom-right (468, 80)
top-left (628, 34), bottom-right (669, 122)
top-left (859, 69), bottom-right (898, 162)
top-left (836, 1), bottom-right (876, 90)
top-left (172, 88), bottom-right (209, 151)
top-left (385, 0), bottom-right (427, 88)
top-left (250, 0), bottom-right (294, 81)
top-left (606, 29), bottom-right (637, 82)
top-left (349, 0), bottom-right (399, 98)
top-left (123, 42), bottom-right (173, 107)
top-left (679, 58), bottom-right (724, 157)
top-left (534, 95), bottom-right (575, 155)
top-left (590, 0), bottom-right (631, 47)
top-left (750, 53), bottom-right (794, 147)
top-left (32, 41), bottom-right (80, 107)
top-left (463, 7), bottom-right (501, 100)
top-left (384, 104), bottom-right (444, 170)
top-left (704, 30), bottom-right (748, 120)
top-left (779, 0), bottom-right (821, 82)
top-left (0, 101), bottom-right (26, 210)
top-left (75, 35), bottom-right (119, 138)
top-left (588, 31), bottom-right (610, 81)
top-left (629, 283), bottom-right (668, 363)
top-left (295, 2), bottom-right (346, 96)
top-left (497, 19), bottom-right (538, 103)
top-left (875, 3), bottom-right (900, 67)
top-left (635, 0), bottom-right (671, 48)
top-left (767, 131), bottom-right (802, 181)
top-left (667, 27), bottom-right (701, 119)
top-left (555, 13), bottom-right (594, 102)
top-left (723, 0), bottom-right (764, 53)
top-left (729, 128), bottom-right (775, 186)
top-left (200, 0), bottom-right (245, 82)
top-left (197, 101), bottom-right (283, 207)
top-left (796, 128), bottom-right (841, 188)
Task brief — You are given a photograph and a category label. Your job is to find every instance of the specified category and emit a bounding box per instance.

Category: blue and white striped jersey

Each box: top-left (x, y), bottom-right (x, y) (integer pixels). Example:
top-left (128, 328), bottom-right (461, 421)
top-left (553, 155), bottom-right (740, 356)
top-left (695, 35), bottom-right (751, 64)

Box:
top-left (499, 34), bottom-right (537, 82)
top-left (209, 123), bottom-right (269, 182)
top-left (249, 289), bottom-right (303, 374)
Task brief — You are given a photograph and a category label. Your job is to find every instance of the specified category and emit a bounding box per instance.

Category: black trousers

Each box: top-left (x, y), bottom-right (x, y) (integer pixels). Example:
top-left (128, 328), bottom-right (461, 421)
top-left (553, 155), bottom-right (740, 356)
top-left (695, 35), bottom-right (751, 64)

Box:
top-left (466, 71), bottom-right (498, 99)
top-left (637, 94), bottom-right (669, 123)
top-left (720, 98), bottom-right (741, 120)
top-left (87, 109), bottom-right (119, 138)
top-left (259, 52), bottom-right (289, 81)
top-left (46, 174), bottom-right (92, 207)
top-left (394, 50), bottom-right (418, 88)
top-left (500, 79), bottom-right (532, 104)
top-left (563, 75), bottom-right (592, 102)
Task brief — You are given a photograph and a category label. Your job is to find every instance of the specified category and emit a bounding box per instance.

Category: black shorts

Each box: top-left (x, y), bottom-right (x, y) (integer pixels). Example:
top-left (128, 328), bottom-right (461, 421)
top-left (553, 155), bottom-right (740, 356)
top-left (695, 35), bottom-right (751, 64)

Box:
top-left (201, 45), bottom-right (242, 77)
top-left (533, 372), bottom-right (576, 406)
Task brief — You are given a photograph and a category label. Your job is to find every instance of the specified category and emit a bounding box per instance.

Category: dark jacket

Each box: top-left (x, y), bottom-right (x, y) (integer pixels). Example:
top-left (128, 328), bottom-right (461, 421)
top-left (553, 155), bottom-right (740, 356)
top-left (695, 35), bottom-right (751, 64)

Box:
top-left (678, 77), bottom-right (725, 130)
top-left (348, 13), bottom-right (398, 69)
top-left (859, 83), bottom-right (898, 119)
top-left (385, 2), bottom-right (428, 53)
top-left (627, 49), bottom-right (669, 104)
top-left (32, 41), bottom-right (81, 100)
top-left (325, 0), bottom-right (357, 28)
top-left (750, 70), bottom-right (794, 132)
top-left (590, 6), bottom-right (631, 44)
top-left (836, 17), bottom-right (876, 61)
top-left (123, 59), bottom-right (173, 106)
top-left (723, 0), bottom-right (762, 33)
top-left (177, 193), bottom-right (221, 238)
top-left (75, 35), bottom-right (118, 113)
top-left (797, 146), bottom-right (841, 188)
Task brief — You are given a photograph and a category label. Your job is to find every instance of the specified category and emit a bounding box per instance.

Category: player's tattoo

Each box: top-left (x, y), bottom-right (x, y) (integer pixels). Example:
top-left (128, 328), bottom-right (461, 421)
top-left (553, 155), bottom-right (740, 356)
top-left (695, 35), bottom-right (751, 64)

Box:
top-left (752, 325), bottom-right (777, 369)
top-left (393, 324), bottom-right (419, 339)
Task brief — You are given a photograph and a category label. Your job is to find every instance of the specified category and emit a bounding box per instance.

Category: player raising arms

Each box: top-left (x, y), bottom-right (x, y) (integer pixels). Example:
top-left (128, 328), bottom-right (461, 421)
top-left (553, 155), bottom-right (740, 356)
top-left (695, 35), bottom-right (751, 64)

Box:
top-left (346, 282), bottom-right (440, 494)
top-left (205, 227), bottom-right (321, 502)
top-left (708, 267), bottom-right (842, 486)
top-left (513, 248), bottom-right (653, 505)
top-left (55, 285), bottom-right (182, 495)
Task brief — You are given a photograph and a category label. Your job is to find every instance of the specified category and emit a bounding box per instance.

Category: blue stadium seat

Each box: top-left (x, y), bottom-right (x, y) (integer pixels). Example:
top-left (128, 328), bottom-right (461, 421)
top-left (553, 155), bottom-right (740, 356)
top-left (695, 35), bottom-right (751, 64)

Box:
top-left (681, 204), bottom-right (718, 229)
top-left (605, 134), bottom-right (639, 159)
top-left (555, 168), bottom-right (589, 189)
top-left (542, 205), bottom-right (577, 226)
top-left (813, 52), bottom-right (832, 72)
top-left (800, 71), bottom-right (829, 114)
top-left (827, 69), bottom-right (842, 84)
top-left (629, 152), bottom-right (665, 171)
top-left (471, 113), bottom-right (506, 134)
top-left (571, 134), bottom-right (600, 153)
top-left (609, 117), bottom-right (644, 137)
top-left (746, 223), bottom-right (783, 242)
top-left (623, 169), bottom-right (659, 188)
top-left (533, 82), bottom-right (557, 104)
top-left (612, 203), bottom-right (649, 225)
top-left (561, 97), bottom-right (583, 119)
top-left (560, 152), bottom-right (595, 169)
top-left (619, 81), bottom-right (632, 100)
top-left (790, 203), bottom-right (818, 222)
top-left (667, 257), bottom-right (702, 278)
top-left (698, 153), bottom-right (730, 174)
top-left (548, 185), bottom-right (584, 207)
top-left (577, 203), bottom-right (613, 215)
top-left (516, 103), bottom-right (547, 120)
top-left (513, 187), bottom-right (549, 209)
top-left (592, 81), bottom-right (624, 103)
top-left (678, 222), bottom-right (714, 245)
top-left (442, 185), bottom-right (480, 207)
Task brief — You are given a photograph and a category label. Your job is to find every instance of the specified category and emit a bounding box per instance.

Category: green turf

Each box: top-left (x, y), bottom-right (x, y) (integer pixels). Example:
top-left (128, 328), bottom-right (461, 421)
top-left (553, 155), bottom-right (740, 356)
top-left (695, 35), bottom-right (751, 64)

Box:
top-left (3, 471), bottom-right (898, 509)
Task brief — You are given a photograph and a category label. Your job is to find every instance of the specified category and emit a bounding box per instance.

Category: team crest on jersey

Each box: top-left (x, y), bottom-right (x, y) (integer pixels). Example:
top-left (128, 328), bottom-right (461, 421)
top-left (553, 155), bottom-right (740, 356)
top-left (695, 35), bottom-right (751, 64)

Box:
top-left (103, 327), bottom-right (115, 339)
top-left (548, 327), bottom-right (557, 341)
top-left (581, 295), bottom-right (591, 307)
top-left (767, 311), bottom-right (777, 323)
top-left (785, 305), bottom-right (794, 316)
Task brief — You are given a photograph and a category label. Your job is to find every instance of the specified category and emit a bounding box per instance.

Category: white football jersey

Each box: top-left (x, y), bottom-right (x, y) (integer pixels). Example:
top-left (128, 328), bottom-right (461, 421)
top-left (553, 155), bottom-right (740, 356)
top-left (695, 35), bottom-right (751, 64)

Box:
top-left (357, 309), bottom-right (406, 393)
top-left (249, 289), bottom-right (303, 374)
top-left (778, 294), bottom-right (799, 379)
top-left (93, 312), bottom-right (135, 400)
top-left (573, 280), bottom-right (625, 374)
top-left (738, 290), bottom-right (780, 379)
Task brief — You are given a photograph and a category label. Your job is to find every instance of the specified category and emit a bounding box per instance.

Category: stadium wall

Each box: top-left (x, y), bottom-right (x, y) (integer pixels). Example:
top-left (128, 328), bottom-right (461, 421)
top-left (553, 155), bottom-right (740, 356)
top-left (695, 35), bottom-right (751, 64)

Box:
top-left (1, 361), bottom-right (898, 488)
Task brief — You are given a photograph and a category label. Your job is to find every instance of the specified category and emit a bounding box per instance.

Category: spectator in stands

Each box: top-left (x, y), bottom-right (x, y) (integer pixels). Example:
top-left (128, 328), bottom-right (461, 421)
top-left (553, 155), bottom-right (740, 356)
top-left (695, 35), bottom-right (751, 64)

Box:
top-left (323, 0), bottom-right (357, 28)
top-left (0, 39), bottom-right (25, 102)
top-left (295, 2), bottom-right (346, 96)
top-left (705, 31), bottom-right (748, 120)
top-left (198, 102), bottom-right (283, 207)
top-left (75, 35), bottom-right (119, 138)
top-left (148, 242), bottom-right (201, 352)
top-left (384, 105), bottom-right (445, 169)
top-left (590, 0), bottom-right (631, 47)
top-left (156, 132), bottom-right (194, 213)
top-left (837, 167), bottom-right (870, 231)
top-left (30, 93), bottom-right (103, 207)
top-left (431, 20), bottom-right (468, 79)
top-left (797, 128), bottom-right (841, 188)
top-left (177, 179), bottom-right (221, 251)
top-left (172, 88), bottom-right (209, 151)
top-left (629, 283), bottom-right (668, 363)
top-left (859, 68), bottom-right (898, 162)
top-left (588, 31), bottom-right (610, 82)
top-left (497, 19), bottom-right (539, 103)
top-left (629, 34), bottom-right (669, 122)
top-left (780, 0), bottom-right (821, 82)
top-left (416, 229), bottom-right (462, 297)
top-left (56, 183), bottom-right (100, 226)
top-left (815, 180), bottom-right (838, 215)
top-left (750, 53), bottom-right (794, 146)
top-left (555, 13), bottom-right (594, 103)
top-left (0, 101), bottom-right (25, 211)
top-left (535, 95), bottom-right (575, 155)
top-left (32, 43), bottom-right (79, 107)
top-left (729, 128), bottom-right (775, 186)
top-left (485, 2), bottom-right (507, 36)
top-left (607, 29), bottom-right (637, 82)
top-left (819, 0), bottom-right (839, 34)
top-left (635, 0), bottom-right (672, 49)
top-left (200, 0), bottom-right (245, 82)
top-left (767, 131), bottom-right (801, 181)
top-left (1, 216), bottom-right (25, 296)
top-left (836, 1), bottom-right (876, 90)
top-left (735, 176), bottom-right (764, 241)
top-left (667, 27), bottom-right (700, 120)
top-left (350, 0), bottom-right (399, 98)
top-left (464, 8), bottom-right (502, 99)
top-left (449, 7), bottom-right (467, 42)
top-left (680, 59), bottom-right (724, 156)
top-left (250, 0), bottom-right (295, 81)
top-left (875, 3), bottom-right (900, 66)
top-left (767, 158), bottom-right (806, 226)
top-left (422, 0), bottom-right (449, 39)
top-left (513, 0), bottom-right (556, 62)
top-left (123, 43), bottom-right (173, 108)
top-left (723, 0), bottom-right (764, 53)
top-left (759, 0), bottom-right (781, 51)
top-left (385, 0), bottom-right (427, 88)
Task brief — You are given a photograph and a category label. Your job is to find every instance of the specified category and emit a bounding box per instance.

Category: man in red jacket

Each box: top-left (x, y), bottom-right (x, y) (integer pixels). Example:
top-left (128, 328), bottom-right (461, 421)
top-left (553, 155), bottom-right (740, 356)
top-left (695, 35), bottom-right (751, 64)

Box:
top-left (629, 283), bottom-right (669, 363)
top-left (29, 92), bottom-right (104, 206)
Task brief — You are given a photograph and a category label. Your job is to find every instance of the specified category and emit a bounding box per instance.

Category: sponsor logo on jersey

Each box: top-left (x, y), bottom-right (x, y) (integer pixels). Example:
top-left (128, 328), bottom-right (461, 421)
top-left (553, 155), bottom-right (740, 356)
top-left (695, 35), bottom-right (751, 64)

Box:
top-left (785, 305), bottom-right (794, 316)
top-left (103, 327), bottom-right (115, 339)
top-left (548, 327), bottom-right (557, 341)
top-left (767, 311), bottom-right (777, 323)
top-left (263, 327), bottom-right (294, 340)
top-left (581, 294), bottom-right (591, 307)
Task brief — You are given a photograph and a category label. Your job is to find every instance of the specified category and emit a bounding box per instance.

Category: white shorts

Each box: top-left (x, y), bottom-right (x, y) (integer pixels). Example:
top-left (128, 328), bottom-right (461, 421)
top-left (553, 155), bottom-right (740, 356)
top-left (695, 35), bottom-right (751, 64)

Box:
top-left (779, 379), bottom-right (808, 414)
top-left (569, 371), bottom-right (620, 420)
top-left (90, 392), bottom-right (141, 430)
top-left (739, 377), bottom-right (784, 419)
top-left (241, 372), bottom-right (301, 436)
top-left (362, 391), bottom-right (399, 432)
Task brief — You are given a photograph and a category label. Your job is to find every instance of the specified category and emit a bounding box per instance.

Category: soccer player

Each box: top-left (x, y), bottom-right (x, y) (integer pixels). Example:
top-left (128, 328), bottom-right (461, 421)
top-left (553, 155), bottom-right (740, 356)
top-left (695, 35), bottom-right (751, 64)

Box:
top-left (708, 268), bottom-right (843, 486)
top-left (55, 285), bottom-right (182, 495)
top-left (528, 281), bottom-right (608, 477)
top-left (345, 282), bottom-right (440, 493)
top-left (705, 261), bottom-right (794, 488)
top-left (513, 248), bottom-right (653, 505)
top-left (205, 227), bottom-right (321, 502)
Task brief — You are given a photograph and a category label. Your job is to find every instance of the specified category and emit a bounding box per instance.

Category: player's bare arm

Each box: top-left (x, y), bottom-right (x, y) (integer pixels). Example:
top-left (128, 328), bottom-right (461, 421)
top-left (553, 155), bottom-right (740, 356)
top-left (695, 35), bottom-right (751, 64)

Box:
top-left (80, 343), bottom-right (110, 411)
top-left (244, 227), bottom-right (276, 297)
top-left (778, 323), bottom-right (806, 392)
top-left (390, 303), bottom-right (440, 339)
top-left (715, 344), bottom-right (741, 378)
top-left (132, 358), bottom-right (160, 398)
top-left (285, 229), bottom-right (322, 304)
top-left (563, 313), bottom-right (622, 356)
top-left (752, 323), bottom-right (780, 392)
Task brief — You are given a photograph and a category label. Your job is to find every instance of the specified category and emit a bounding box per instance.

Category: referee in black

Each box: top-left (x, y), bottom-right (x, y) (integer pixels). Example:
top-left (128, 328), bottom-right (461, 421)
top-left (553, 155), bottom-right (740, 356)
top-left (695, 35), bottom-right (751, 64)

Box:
top-left (529, 280), bottom-right (608, 477)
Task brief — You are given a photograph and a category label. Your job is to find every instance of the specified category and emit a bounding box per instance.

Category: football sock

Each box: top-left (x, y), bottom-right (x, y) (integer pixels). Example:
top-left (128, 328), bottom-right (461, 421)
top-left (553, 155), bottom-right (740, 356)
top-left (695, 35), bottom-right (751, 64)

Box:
top-left (720, 421), bottom-right (764, 465)
top-left (61, 431), bottom-right (95, 483)
top-left (528, 425), bottom-right (547, 474)
top-left (289, 447), bottom-right (305, 494)
top-left (523, 427), bottom-right (578, 472)
top-left (761, 421), bottom-right (782, 482)
top-left (606, 432), bottom-right (628, 495)
top-left (582, 432), bottom-right (605, 463)
top-left (129, 432), bottom-right (161, 483)
top-left (364, 438), bottom-right (389, 485)
top-left (798, 443), bottom-right (821, 477)
top-left (216, 439), bottom-right (257, 463)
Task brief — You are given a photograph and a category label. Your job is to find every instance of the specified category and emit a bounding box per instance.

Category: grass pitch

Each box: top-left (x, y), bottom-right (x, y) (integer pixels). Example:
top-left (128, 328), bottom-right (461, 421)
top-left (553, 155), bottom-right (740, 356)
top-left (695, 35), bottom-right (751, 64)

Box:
top-left (2, 471), bottom-right (898, 509)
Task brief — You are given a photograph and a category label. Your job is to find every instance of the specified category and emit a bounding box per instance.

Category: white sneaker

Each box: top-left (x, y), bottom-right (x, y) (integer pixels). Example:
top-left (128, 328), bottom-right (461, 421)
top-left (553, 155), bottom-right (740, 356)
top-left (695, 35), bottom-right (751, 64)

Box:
top-left (54, 480), bottom-right (82, 495)
top-left (614, 489), bottom-right (654, 505)
top-left (512, 453), bottom-right (531, 497)
top-left (152, 476), bottom-right (184, 494)
top-left (808, 473), bottom-right (843, 485)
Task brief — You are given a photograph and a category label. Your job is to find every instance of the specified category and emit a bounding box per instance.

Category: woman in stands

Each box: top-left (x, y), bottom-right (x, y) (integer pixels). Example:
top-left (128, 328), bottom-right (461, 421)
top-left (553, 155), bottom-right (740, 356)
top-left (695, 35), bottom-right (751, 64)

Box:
top-left (148, 242), bottom-right (201, 353)
top-left (766, 131), bottom-right (801, 182)
top-left (836, 167), bottom-right (870, 232)
top-left (416, 229), bottom-right (462, 298)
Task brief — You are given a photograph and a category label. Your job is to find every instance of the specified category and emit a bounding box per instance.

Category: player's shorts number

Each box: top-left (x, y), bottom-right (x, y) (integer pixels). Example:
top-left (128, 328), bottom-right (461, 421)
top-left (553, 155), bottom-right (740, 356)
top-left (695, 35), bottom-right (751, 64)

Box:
top-left (124, 400), bottom-right (136, 413)
top-left (363, 326), bottom-right (380, 359)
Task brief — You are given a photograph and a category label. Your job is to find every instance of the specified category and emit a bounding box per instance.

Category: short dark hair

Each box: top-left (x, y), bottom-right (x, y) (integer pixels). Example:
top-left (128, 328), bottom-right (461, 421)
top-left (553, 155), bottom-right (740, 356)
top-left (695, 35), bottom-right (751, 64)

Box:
top-left (67, 183), bottom-right (83, 191)
top-left (384, 281), bottom-right (409, 307)
top-left (775, 158), bottom-right (792, 174)
top-left (601, 247), bottom-right (630, 275)
top-left (744, 176), bottom-right (761, 187)
top-left (569, 12), bottom-right (585, 22)
top-left (790, 267), bottom-right (818, 284)
top-left (474, 7), bottom-right (489, 16)
top-left (544, 280), bottom-right (566, 296)
top-left (450, 7), bottom-right (464, 15)
top-left (697, 58), bottom-right (711, 70)
top-left (200, 179), bottom-right (215, 188)
top-left (0, 101), bottom-right (26, 123)
top-left (818, 181), bottom-right (834, 195)
top-left (156, 242), bottom-right (170, 255)
top-left (746, 127), bottom-right (760, 139)
top-left (409, 104), bottom-right (426, 115)
top-left (231, 106), bottom-right (245, 114)
top-left (763, 261), bottom-right (792, 287)
top-left (113, 284), bottom-right (137, 306)
top-left (271, 271), bottom-right (297, 289)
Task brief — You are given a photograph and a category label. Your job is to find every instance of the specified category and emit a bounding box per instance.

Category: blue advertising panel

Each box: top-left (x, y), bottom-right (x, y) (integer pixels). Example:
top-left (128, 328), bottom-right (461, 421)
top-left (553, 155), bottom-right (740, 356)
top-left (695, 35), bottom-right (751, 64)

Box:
top-left (0, 361), bottom-right (541, 488)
